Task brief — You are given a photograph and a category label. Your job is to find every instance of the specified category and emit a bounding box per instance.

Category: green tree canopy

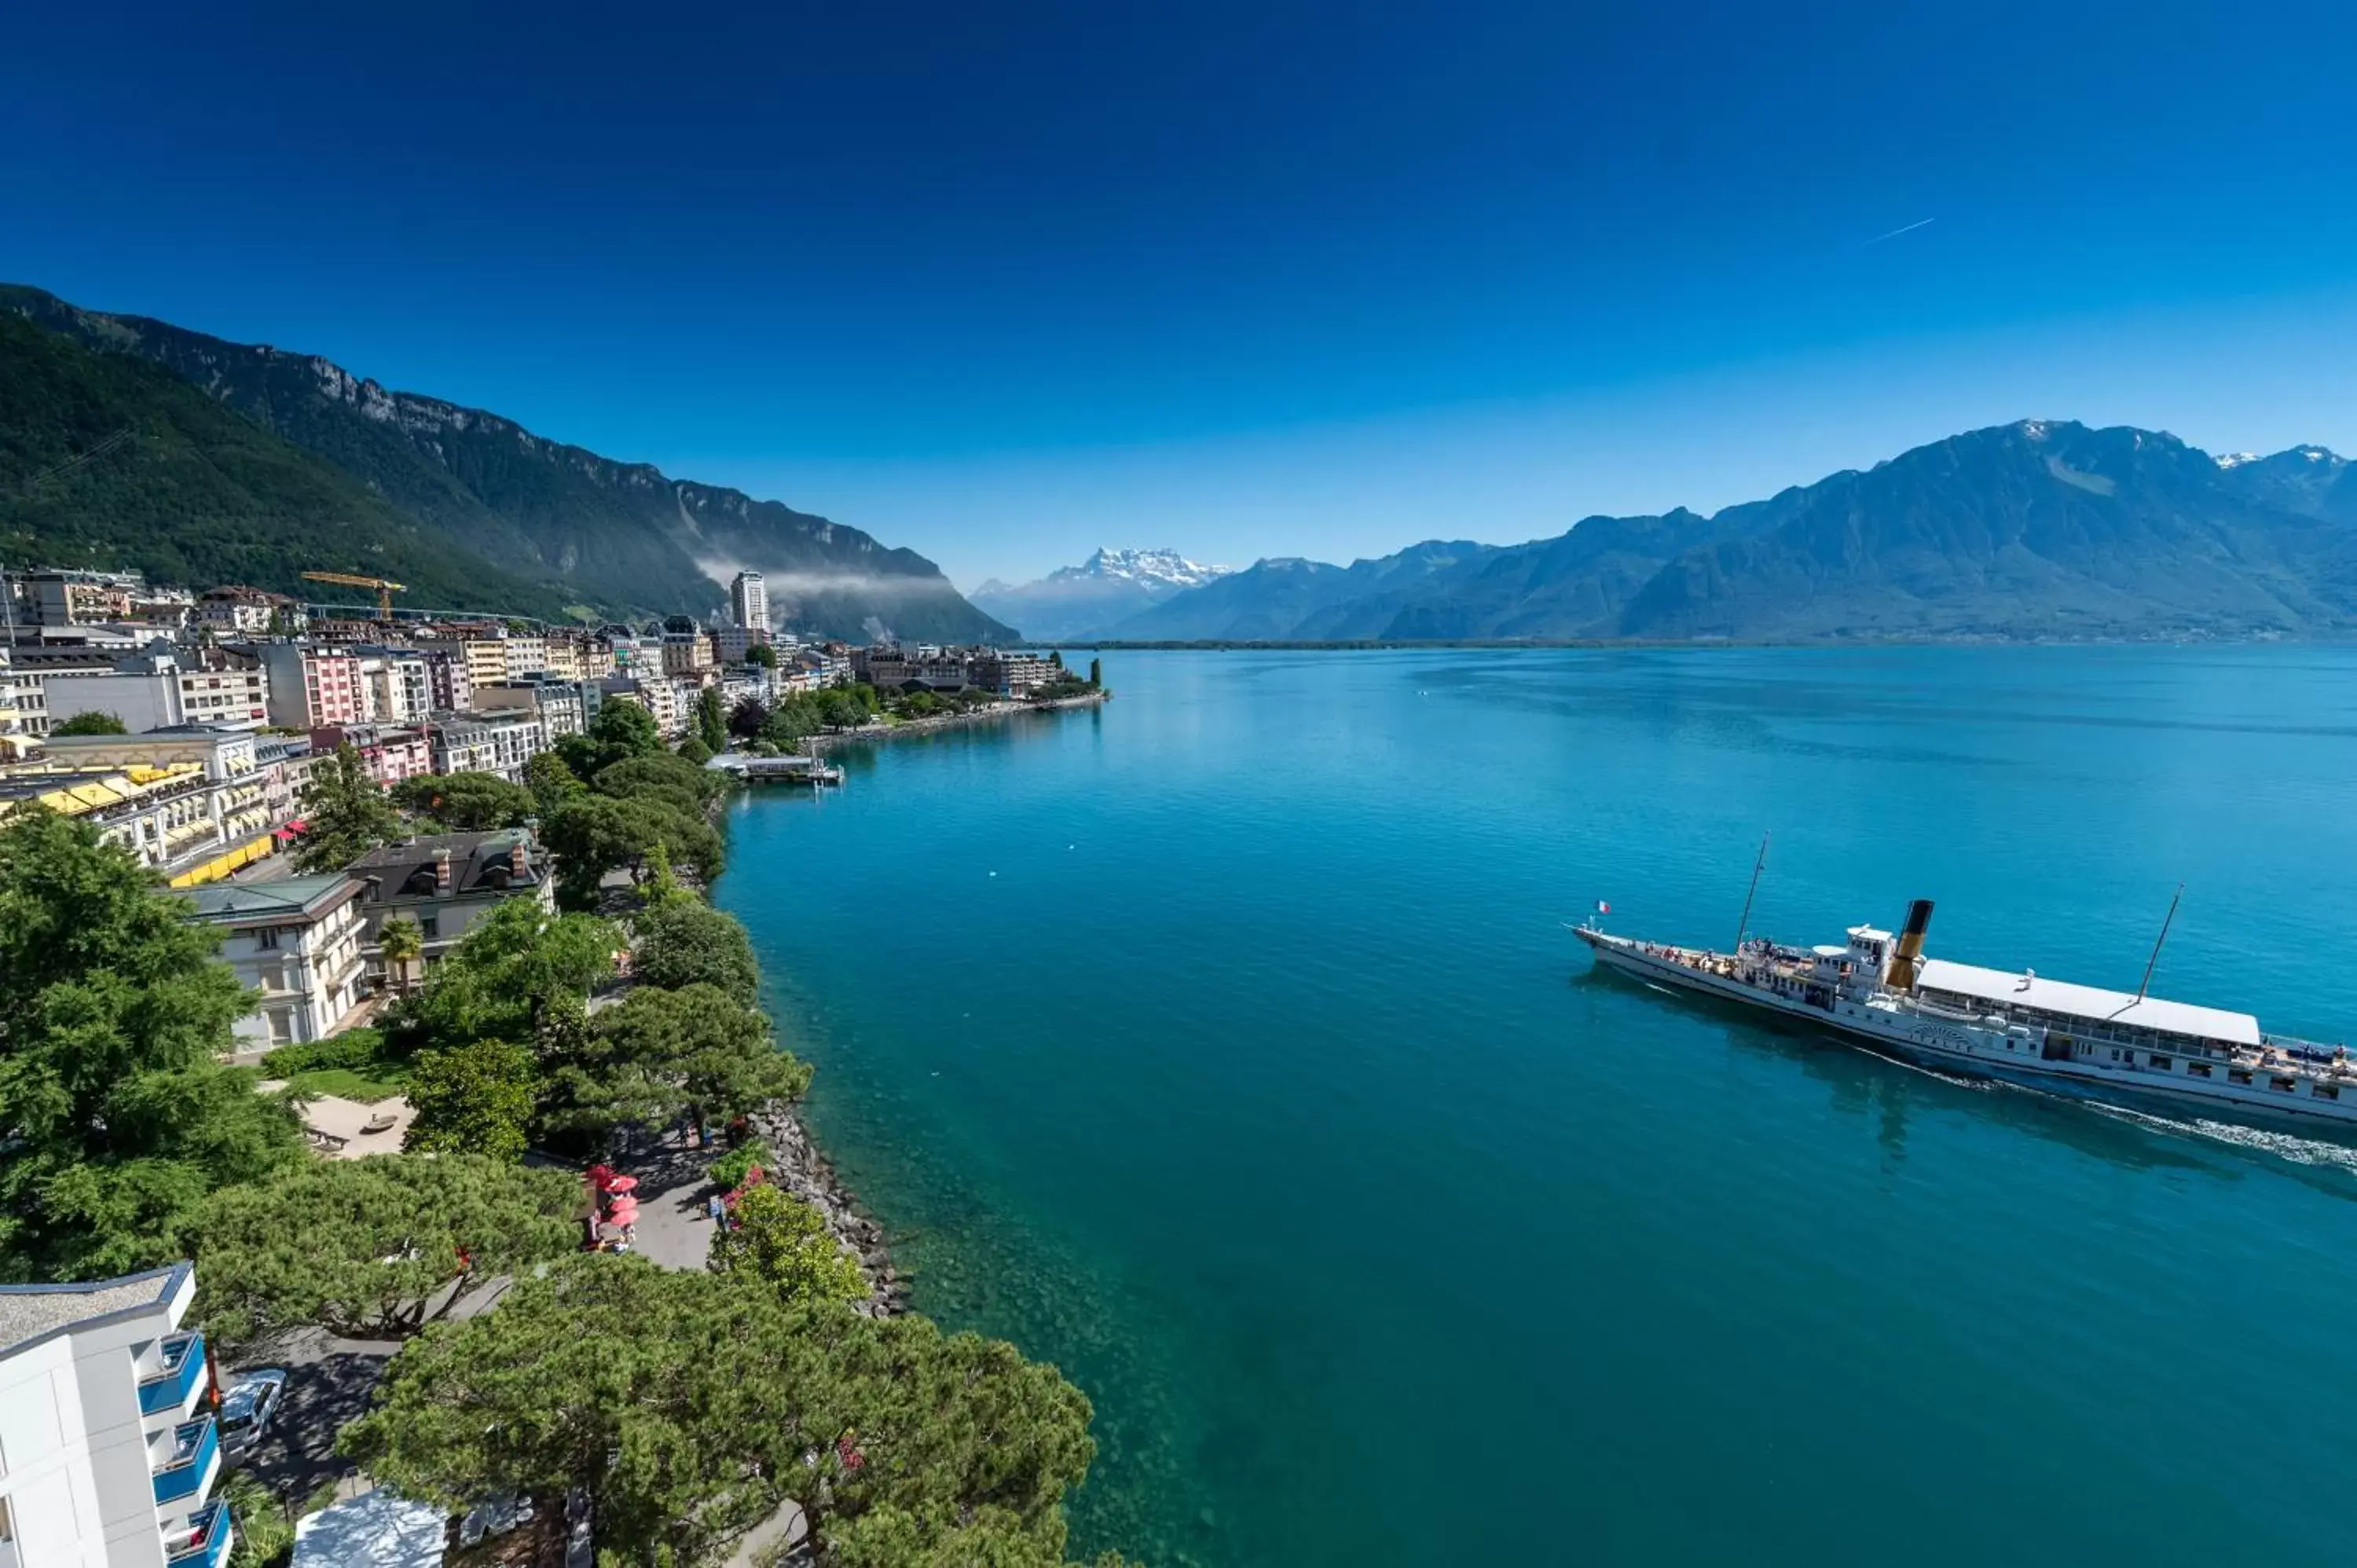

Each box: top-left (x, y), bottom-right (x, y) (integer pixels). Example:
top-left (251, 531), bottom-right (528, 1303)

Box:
top-left (339, 1257), bottom-right (1102, 1568)
top-left (695, 685), bottom-right (729, 755)
top-left (676, 734), bottom-right (713, 766)
top-left (187, 1153), bottom-right (581, 1345)
top-left (403, 1039), bottom-right (538, 1161)
top-left (746, 642), bottom-right (778, 669)
top-left (540, 981), bottom-right (807, 1147)
top-left (555, 698), bottom-right (662, 782)
top-left (543, 793), bottom-right (723, 908)
top-left (51, 710), bottom-right (129, 735)
top-left (632, 899), bottom-right (761, 1002)
top-left (294, 742), bottom-right (401, 873)
top-left (390, 771), bottom-right (536, 831)
top-left (708, 1181), bottom-right (865, 1309)
top-left (385, 899), bottom-right (619, 1053)
top-left (0, 810), bottom-right (304, 1278)
top-left (596, 750), bottom-right (728, 811)
top-left (524, 749), bottom-right (586, 817)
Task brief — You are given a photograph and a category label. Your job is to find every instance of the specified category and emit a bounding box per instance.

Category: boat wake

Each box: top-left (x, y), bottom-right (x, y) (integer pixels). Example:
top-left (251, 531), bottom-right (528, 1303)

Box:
top-left (2085, 1103), bottom-right (2357, 1174)
top-left (1852, 1044), bottom-right (1996, 1094)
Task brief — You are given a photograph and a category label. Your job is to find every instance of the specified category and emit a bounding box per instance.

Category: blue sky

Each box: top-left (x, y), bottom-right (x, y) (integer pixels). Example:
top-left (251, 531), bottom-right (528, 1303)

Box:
top-left (6, 1), bottom-right (2357, 588)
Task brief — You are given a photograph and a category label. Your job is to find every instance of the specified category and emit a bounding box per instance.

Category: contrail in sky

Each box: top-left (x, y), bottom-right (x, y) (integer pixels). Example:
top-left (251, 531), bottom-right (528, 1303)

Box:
top-left (1863, 217), bottom-right (1936, 246)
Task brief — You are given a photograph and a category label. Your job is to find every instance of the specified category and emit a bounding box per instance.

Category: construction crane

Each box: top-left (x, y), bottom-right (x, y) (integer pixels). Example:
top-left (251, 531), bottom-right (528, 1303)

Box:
top-left (300, 570), bottom-right (407, 620)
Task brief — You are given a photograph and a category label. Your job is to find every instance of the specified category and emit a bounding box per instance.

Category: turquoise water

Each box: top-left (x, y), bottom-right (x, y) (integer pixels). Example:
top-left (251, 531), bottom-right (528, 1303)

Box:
top-left (717, 648), bottom-right (2357, 1567)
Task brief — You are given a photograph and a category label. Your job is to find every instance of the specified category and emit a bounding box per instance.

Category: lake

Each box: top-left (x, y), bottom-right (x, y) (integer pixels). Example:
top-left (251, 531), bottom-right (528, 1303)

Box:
top-left (716, 647), bottom-right (2357, 1567)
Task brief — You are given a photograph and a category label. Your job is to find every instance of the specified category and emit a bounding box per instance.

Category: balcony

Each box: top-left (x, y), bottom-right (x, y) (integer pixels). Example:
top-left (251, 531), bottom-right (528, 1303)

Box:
top-left (164, 1501), bottom-right (233, 1568)
top-left (138, 1331), bottom-right (208, 1416)
top-left (152, 1416), bottom-right (219, 1504)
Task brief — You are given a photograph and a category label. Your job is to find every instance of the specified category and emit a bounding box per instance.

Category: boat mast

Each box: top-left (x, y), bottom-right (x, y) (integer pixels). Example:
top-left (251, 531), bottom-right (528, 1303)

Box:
top-left (2135, 883), bottom-right (2184, 1002)
top-left (1734, 832), bottom-right (1769, 951)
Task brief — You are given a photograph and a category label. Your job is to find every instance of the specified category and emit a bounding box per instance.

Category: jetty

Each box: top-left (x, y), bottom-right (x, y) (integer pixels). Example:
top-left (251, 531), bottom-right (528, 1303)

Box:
top-left (707, 753), bottom-right (845, 788)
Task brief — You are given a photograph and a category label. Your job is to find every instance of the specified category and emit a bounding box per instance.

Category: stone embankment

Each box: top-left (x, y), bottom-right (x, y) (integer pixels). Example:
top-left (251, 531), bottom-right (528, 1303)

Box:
top-left (748, 1104), bottom-right (911, 1317)
top-left (805, 687), bottom-right (1109, 753)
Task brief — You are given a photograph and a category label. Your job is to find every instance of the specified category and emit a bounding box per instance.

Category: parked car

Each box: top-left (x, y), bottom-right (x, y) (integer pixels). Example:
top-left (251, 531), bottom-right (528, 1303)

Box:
top-left (218, 1368), bottom-right (287, 1460)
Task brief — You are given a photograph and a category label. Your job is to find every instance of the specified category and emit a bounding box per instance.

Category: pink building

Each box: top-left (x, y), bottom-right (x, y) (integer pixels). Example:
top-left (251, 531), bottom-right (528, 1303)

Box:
top-left (262, 643), bottom-right (364, 728)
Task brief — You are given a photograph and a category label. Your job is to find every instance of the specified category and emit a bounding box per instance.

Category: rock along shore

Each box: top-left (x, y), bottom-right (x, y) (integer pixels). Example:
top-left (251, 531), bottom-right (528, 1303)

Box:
top-left (805, 687), bottom-right (1109, 753)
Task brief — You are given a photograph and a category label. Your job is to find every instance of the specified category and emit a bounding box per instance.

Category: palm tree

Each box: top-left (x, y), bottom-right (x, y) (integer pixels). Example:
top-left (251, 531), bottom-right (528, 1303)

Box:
top-left (378, 914), bottom-right (425, 996)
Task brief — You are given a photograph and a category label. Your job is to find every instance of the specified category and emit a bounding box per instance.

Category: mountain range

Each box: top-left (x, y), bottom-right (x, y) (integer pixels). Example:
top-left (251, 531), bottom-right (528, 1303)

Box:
top-left (0, 285), bottom-right (1012, 642)
top-left (1071, 422), bottom-right (2357, 643)
top-left (969, 548), bottom-right (1233, 642)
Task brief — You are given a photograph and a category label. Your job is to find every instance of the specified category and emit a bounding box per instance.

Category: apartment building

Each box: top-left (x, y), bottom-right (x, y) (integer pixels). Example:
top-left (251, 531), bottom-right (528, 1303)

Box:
top-left (194, 587), bottom-right (302, 636)
top-left (256, 644), bottom-right (362, 729)
top-left (0, 647), bottom-right (38, 758)
top-left (501, 634), bottom-right (548, 681)
top-left (731, 570), bottom-right (770, 632)
top-left (418, 647), bottom-right (473, 714)
top-left (349, 827), bottom-right (555, 983)
top-left (307, 724), bottom-right (434, 788)
top-left (35, 647), bottom-right (269, 735)
top-left (659, 617), bottom-right (716, 676)
top-left (179, 874), bottom-right (368, 1050)
top-left (472, 679), bottom-right (586, 740)
top-left (0, 1262), bottom-right (232, 1568)
top-left (428, 712), bottom-right (544, 782)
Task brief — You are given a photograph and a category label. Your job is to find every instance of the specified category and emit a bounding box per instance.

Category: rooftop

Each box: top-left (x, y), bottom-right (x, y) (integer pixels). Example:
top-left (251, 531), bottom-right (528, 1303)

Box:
top-left (181, 874), bottom-right (361, 925)
top-left (350, 829), bottom-right (544, 900)
top-left (0, 1263), bottom-right (189, 1355)
top-left (1914, 957), bottom-right (2263, 1047)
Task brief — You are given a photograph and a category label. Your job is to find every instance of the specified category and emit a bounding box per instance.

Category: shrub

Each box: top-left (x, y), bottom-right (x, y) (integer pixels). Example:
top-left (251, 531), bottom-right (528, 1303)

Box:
top-left (709, 1138), bottom-right (771, 1193)
top-left (260, 1028), bottom-right (390, 1076)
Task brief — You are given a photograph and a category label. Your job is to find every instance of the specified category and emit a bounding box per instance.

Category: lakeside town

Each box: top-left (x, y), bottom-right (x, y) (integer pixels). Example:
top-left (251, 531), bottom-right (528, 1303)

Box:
top-left (0, 563), bottom-right (1121, 1568)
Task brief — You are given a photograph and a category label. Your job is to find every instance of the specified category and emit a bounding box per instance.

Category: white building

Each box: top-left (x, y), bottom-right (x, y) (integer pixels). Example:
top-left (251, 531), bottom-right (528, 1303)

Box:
top-left (0, 1262), bottom-right (232, 1568)
top-left (179, 874), bottom-right (368, 1049)
top-left (472, 680), bottom-right (586, 741)
top-left (39, 649), bottom-right (270, 736)
top-left (428, 712), bottom-right (544, 782)
top-left (731, 570), bottom-right (769, 633)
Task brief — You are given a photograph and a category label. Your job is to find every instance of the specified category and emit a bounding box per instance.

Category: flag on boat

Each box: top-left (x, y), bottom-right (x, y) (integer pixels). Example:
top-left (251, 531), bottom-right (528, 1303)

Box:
top-left (1596, 899), bottom-right (1611, 914)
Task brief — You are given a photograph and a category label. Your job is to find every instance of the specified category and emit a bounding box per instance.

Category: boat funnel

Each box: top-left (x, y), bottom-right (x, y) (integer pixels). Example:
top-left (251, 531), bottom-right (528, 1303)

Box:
top-left (1888, 899), bottom-right (1934, 989)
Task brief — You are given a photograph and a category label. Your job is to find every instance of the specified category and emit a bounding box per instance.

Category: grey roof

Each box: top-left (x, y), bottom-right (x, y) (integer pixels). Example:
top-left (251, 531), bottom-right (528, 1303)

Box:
top-left (349, 829), bottom-right (544, 900)
top-left (181, 874), bottom-right (361, 925)
top-left (0, 1263), bottom-right (189, 1355)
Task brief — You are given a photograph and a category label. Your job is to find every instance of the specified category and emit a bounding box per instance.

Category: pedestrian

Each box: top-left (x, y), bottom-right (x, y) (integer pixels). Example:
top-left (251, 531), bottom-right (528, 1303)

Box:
top-left (706, 1194), bottom-right (725, 1225)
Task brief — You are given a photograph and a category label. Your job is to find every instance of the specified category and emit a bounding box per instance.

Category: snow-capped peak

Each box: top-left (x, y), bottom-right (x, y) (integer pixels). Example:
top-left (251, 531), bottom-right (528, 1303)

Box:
top-left (1062, 548), bottom-right (1234, 589)
top-left (2214, 452), bottom-right (2260, 469)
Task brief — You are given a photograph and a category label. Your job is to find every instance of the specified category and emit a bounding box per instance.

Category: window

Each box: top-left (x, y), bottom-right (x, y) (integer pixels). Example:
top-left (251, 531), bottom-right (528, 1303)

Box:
top-left (2188, 1062), bottom-right (2212, 1079)
top-left (418, 915), bottom-right (439, 939)
top-left (257, 927), bottom-right (280, 949)
top-left (2149, 1055), bottom-right (2172, 1071)
top-left (268, 1009), bottom-right (294, 1043)
top-left (2272, 1077), bottom-right (2297, 1093)
top-left (2316, 1083), bottom-right (2339, 1101)
top-left (2229, 1068), bottom-right (2253, 1086)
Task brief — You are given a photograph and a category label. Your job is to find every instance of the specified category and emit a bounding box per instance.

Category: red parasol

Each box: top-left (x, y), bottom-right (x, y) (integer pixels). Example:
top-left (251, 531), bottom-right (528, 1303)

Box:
top-left (605, 1175), bottom-right (639, 1193)
top-left (606, 1199), bottom-right (640, 1220)
top-left (587, 1163), bottom-right (617, 1192)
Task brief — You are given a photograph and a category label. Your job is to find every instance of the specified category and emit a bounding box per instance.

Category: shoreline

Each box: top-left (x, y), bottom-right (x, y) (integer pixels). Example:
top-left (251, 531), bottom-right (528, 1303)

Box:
top-left (715, 688), bottom-right (1105, 1313)
top-left (805, 687), bottom-right (1109, 753)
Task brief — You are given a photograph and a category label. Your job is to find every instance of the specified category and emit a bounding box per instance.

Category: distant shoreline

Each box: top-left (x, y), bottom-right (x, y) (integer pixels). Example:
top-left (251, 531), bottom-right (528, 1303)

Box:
top-left (804, 687), bottom-right (1110, 753)
top-left (1036, 635), bottom-right (2314, 651)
